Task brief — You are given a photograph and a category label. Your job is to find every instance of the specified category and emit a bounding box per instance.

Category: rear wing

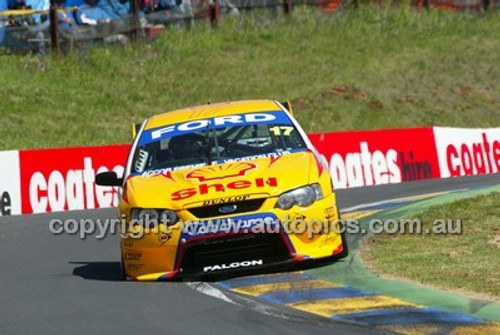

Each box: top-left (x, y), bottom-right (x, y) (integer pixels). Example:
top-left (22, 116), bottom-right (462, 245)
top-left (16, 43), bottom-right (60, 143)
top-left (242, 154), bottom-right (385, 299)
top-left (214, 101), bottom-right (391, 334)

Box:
top-left (132, 123), bottom-right (142, 140)
top-left (281, 100), bottom-right (294, 114)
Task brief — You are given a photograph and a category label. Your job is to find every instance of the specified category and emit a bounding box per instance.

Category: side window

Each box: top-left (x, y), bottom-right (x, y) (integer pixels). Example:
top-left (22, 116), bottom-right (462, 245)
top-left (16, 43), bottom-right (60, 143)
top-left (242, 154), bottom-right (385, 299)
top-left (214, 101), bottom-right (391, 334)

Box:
top-left (285, 128), bottom-right (306, 148)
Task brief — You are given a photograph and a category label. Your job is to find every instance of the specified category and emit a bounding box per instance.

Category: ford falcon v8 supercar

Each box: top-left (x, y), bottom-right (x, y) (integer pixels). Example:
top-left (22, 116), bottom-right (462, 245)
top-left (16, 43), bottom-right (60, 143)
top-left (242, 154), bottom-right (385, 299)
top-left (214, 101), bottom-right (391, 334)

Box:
top-left (96, 100), bottom-right (348, 280)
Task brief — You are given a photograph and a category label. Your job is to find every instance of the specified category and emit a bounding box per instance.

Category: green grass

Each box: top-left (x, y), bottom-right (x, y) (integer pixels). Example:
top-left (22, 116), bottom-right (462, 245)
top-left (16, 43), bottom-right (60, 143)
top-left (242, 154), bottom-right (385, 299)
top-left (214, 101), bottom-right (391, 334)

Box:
top-left (361, 192), bottom-right (500, 300)
top-left (1, 7), bottom-right (500, 150)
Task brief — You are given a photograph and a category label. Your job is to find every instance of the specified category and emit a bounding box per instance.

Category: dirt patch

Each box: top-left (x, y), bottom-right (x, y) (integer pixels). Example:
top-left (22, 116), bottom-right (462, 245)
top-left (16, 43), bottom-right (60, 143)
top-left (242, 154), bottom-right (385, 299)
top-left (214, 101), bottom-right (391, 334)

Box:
top-left (488, 234), bottom-right (500, 247)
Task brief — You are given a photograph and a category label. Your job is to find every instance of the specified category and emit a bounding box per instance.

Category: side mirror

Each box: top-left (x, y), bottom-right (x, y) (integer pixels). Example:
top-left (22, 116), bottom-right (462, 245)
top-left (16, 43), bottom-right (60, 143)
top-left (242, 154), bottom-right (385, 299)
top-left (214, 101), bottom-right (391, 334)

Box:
top-left (95, 171), bottom-right (123, 187)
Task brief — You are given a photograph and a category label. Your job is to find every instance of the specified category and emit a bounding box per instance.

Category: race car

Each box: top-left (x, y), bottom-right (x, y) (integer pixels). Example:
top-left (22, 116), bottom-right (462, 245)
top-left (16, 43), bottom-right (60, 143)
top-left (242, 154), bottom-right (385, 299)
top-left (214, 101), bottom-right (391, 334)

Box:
top-left (96, 100), bottom-right (348, 281)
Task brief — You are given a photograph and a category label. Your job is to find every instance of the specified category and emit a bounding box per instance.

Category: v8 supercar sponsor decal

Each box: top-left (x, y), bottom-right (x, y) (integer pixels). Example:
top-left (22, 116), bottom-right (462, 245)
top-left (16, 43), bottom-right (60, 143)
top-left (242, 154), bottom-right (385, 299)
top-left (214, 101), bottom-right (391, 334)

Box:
top-left (171, 177), bottom-right (278, 201)
top-left (140, 163), bottom-right (206, 177)
top-left (136, 151), bottom-right (298, 178)
top-left (186, 162), bottom-right (256, 181)
top-left (201, 195), bottom-right (251, 206)
top-left (181, 213), bottom-right (281, 239)
top-left (203, 259), bottom-right (264, 272)
top-left (139, 111), bottom-right (293, 146)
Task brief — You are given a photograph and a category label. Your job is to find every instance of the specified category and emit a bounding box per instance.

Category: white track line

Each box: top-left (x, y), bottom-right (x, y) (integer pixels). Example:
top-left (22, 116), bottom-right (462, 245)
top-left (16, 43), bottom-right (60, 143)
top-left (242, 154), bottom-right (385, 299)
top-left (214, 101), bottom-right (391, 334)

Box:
top-left (186, 282), bottom-right (319, 322)
top-left (340, 187), bottom-right (471, 213)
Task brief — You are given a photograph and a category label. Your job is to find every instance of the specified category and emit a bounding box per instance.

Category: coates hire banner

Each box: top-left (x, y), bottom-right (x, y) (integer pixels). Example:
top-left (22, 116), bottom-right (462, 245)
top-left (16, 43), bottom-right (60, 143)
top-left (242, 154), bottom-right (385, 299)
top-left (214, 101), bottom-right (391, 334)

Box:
top-left (433, 127), bottom-right (500, 178)
top-left (20, 145), bottom-right (129, 215)
top-left (0, 126), bottom-right (499, 216)
top-left (309, 127), bottom-right (441, 189)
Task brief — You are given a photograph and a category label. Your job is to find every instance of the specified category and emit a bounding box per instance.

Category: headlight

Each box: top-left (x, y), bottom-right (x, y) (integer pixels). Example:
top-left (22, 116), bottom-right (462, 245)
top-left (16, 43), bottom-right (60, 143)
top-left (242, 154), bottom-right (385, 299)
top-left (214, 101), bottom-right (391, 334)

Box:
top-left (276, 184), bottom-right (323, 210)
top-left (131, 208), bottom-right (178, 226)
top-left (132, 209), bottom-right (159, 222)
top-left (160, 210), bottom-right (178, 225)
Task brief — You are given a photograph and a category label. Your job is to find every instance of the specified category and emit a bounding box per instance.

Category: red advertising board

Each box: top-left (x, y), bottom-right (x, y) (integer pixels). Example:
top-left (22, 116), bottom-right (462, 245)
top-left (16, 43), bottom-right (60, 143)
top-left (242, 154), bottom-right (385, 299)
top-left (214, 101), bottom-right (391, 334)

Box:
top-left (308, 127), bottom-right (441, 189)
top-left (6, 127), bottom-right (446, 215)
top-left (433, 127), bottom-right (500, 178)
top-left (19, 144), bottom-right (130, 214)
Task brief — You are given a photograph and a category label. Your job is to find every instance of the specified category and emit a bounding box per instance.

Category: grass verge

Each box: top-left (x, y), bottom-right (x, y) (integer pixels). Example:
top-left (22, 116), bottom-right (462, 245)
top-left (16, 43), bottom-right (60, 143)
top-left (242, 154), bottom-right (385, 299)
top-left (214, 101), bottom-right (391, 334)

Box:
top-left (1, 7), bottom-right (500, 150)
top-left (361, 192), bottom-right (500, 301)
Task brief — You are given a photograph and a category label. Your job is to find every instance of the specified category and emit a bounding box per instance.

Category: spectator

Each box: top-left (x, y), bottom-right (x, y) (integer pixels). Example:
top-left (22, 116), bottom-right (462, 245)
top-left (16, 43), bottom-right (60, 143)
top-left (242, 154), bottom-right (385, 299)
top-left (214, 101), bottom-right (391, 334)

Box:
top-left (0, 0), bottom-right (6, 46)
top-left (55, 0), bottom-right (91, 51)
top-left (55, 0), bottom-right (77, 28)
top-left (25, 0), bottom-right (49, 23)
top-left (7, 0), bottom-right (22, 8)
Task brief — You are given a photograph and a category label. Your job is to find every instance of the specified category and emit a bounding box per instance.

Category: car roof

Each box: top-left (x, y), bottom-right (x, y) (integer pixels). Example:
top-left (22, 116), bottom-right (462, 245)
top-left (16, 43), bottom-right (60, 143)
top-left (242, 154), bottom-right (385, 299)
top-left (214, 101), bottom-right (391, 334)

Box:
top-left (144, 100), bottom-right (283, 130)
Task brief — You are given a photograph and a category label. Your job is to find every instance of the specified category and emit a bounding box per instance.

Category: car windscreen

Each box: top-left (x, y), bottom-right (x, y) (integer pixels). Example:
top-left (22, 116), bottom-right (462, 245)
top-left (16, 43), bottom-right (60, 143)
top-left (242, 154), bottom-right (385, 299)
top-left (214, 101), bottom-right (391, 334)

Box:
top-left (131, 111), bottom-right (307, 175)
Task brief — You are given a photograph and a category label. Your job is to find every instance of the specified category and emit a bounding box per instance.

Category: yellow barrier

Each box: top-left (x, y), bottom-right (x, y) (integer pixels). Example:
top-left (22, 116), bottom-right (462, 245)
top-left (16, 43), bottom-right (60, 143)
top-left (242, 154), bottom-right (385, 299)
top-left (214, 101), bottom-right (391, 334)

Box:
top-left (0, 7), bottom-right (77, 18)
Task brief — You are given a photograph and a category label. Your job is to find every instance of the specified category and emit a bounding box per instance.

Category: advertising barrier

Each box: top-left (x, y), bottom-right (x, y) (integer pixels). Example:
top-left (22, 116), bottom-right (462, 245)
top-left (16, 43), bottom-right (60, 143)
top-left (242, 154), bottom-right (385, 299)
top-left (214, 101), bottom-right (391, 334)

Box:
top-left (19, 145), bottom-right (129, 215)
top-left (0, 150), bottom-right (22, 216)
top-left (433, 127), bottom-right (500, 178)
top-left (309, 127), bottom-right (440, 189)
top-left (1, 126), bottom-right (499, 216)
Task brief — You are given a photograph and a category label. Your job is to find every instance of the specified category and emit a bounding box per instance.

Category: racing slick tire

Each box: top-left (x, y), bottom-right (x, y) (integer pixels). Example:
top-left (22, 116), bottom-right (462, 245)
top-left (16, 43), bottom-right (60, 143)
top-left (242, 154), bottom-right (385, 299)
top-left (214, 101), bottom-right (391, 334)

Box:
top-left (336, 206), bottom-right (349, 259)
top-left (120, 254), bottom-right (126, 281)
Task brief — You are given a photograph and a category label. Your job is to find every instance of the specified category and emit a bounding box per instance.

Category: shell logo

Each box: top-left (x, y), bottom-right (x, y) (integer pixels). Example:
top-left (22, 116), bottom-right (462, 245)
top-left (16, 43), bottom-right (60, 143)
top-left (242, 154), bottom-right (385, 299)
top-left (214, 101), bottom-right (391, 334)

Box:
top-left (186, 163), bottom-right (256, 182)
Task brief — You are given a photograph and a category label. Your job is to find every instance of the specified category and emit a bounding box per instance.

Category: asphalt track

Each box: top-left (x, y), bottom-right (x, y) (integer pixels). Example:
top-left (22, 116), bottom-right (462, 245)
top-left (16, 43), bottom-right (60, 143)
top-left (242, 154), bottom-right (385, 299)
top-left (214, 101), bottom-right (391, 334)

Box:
top-left (1, 174), bottom-right (499, 335)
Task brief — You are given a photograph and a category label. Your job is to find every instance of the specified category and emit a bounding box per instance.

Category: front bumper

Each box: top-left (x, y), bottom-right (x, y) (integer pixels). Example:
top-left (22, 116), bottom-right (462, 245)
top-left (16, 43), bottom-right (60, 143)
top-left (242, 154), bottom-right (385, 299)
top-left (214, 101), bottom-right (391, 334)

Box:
top-left (126, 248), bottom-right (347, 281)
top-left (121, 193), bottom-right (345, 281)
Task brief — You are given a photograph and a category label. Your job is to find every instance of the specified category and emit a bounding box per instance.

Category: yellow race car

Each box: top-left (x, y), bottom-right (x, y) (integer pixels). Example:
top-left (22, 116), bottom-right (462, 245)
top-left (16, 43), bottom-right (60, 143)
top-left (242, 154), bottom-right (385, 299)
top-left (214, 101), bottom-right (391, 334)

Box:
top-left (96, 100), bottom-right (348, 281)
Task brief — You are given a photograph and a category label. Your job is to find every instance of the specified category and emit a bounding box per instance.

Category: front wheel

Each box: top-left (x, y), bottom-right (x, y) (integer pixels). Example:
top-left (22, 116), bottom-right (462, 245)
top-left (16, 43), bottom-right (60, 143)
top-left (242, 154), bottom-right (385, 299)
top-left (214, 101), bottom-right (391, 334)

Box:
top-left (337, 230), bottom-right (349, 259)
top-left (336, 206), bottom-right (349, 259)
top-left (120, 253), bottom-right (126, 280)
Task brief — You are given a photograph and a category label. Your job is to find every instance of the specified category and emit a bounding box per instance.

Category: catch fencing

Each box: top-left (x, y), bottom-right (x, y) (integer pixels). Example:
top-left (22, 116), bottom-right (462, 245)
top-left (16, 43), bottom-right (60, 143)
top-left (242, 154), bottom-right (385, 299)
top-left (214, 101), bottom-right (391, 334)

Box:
top-left (1, 0), bottom-right (498, 54)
